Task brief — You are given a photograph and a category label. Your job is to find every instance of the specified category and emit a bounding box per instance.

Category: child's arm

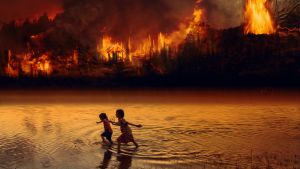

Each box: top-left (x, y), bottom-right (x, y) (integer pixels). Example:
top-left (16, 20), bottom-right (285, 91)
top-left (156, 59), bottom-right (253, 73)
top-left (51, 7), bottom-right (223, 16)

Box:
top-left (96, 121), bottom-right (103, 124)
top-left (128, 122), bottom-right (142, 128)
top-left (109, 120), bottom-right (120, 126)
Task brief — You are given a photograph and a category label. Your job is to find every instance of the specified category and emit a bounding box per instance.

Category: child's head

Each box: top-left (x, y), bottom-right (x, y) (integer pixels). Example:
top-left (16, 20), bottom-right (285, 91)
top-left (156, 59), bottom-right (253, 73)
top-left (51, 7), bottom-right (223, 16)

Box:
top-left (116, 109), bottom-right (124, 118)
top-left (99, 113), bottom-right (108, 120)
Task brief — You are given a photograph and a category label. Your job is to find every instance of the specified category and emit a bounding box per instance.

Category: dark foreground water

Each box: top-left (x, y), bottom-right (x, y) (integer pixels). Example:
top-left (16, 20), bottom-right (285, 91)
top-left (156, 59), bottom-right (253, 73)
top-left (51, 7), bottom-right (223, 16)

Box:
top-left (0, 89), bottom-right (299, 169)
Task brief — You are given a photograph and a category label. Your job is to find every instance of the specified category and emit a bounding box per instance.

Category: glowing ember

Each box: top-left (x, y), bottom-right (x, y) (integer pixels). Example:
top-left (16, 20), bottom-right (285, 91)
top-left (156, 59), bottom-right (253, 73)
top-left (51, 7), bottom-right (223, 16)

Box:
top-left (244, 0), bottom-right (275, 35)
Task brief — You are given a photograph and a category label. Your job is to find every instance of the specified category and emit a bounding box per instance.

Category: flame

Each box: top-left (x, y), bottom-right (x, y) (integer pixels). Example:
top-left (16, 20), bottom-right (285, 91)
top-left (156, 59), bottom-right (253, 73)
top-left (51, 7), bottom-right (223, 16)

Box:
top-left (244, 0), bottom-right (275, 35)
top-left (133, 33), bottom-right (170, 57)
top-left (166, 7), bottom-right (204, 47)
top-left (35, 54), bottom-right (52, 75)
top-left (97, 32), bottom-right (172, 62)
top-left (96, 1), bottom-right (204, 62)
top-left (5, 50), bottom-right (52, 77)
top-left (97, 36), bottom-right (127, 62)
top-left (5, 2), bottom-right (206, 77)
top-left (187, 8), bottom-right (204, 35)
top-left (96, 5), bottom-right (204, 62)
top-left (5, 50), bottom-right (18, 77)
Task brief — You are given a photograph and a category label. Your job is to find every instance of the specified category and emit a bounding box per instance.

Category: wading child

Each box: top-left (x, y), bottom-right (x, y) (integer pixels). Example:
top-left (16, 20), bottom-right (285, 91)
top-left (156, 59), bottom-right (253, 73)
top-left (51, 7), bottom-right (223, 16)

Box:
top-left (96, 113), bottom-right (113, 144)
top-left (110, 109), bottom-right (142, 151)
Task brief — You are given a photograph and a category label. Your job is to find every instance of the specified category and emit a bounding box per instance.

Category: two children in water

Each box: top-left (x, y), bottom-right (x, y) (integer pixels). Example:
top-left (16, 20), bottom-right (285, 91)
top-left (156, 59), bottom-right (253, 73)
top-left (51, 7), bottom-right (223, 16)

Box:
top-left (96, 109), bottom-right (142, 151)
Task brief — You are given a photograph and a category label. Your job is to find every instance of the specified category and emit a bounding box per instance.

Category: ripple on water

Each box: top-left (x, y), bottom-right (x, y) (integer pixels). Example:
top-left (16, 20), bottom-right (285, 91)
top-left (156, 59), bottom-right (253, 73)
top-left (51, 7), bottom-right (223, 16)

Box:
top-left (0, 136), bottom-right (36, 169)
top-left (0, 101), bottom-right (300, 169)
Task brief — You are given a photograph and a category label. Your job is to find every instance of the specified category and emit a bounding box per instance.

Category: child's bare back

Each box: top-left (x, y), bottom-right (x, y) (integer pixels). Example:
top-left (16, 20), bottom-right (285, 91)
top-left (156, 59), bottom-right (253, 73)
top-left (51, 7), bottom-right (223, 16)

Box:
top-left (110, 109), bottom-right (142, 152)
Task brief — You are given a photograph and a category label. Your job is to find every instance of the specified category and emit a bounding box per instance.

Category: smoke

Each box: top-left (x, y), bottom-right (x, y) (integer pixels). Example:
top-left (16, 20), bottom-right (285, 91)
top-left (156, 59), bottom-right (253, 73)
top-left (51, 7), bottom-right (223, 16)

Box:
top-left (3, 0), bottom-right (295, 31)
top-left (0, 0), bottom-right (251, 54)
top-left (52, 0), bottom-right (196, 50)
top-left (0, 0), bottom-right (62, 22)
top-left (0, 0), bottom-right (198, 54)
top-left (199, 0), bottom-right (244, 29)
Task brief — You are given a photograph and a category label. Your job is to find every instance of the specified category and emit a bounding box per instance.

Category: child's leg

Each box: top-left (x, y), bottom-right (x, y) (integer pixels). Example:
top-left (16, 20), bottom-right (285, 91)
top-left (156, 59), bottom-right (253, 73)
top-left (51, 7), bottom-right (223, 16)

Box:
top-left (117, 140), bottom-right (121, 152)
top-left (101, 132), bottom-right (106, 142)
top-left (106, 132), bottom-right (113, 144)
top-left (132, 139), bottom-right (139, 148)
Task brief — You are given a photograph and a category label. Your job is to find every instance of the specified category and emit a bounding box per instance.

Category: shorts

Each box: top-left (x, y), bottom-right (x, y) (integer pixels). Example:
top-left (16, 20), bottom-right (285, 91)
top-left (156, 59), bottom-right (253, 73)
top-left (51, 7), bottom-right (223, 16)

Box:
top-left (101, 131), bottom-right (113, 143)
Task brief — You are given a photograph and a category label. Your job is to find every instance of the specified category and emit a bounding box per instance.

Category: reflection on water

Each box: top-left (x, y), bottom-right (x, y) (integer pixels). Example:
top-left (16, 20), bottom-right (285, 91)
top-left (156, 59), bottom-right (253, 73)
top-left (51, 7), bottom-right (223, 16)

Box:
top-left (0, 90), bottom-right (299, 169)
top-left (99, 150), bottom-right (112, 169)
top-left (117, 153), bottom-right (132, 169)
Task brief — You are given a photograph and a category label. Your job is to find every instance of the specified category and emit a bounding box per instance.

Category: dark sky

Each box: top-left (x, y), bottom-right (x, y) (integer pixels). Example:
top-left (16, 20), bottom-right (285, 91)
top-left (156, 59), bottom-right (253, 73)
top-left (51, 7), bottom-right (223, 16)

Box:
top-left (0, 0), bottom-right (244, 29)
top-left (0, 0), bottom-right (62, 21)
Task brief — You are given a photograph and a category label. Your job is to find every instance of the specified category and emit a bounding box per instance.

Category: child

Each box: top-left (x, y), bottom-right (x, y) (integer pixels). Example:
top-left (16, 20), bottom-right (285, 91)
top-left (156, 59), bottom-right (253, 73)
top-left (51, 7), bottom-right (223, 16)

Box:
top-left (96, 113), bottom-right (113, 144)
top-left (110, 109), bottom-right (142, 151)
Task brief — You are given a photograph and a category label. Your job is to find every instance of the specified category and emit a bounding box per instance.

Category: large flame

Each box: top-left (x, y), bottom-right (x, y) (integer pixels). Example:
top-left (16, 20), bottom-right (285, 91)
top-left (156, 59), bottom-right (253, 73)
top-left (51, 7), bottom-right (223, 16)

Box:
top-left (97, 36), bottom-right (127, 62)
top-left (5, 2), bottom-right (205, 77)
top-left (244, 0), bottom-right (275, 35)
top-left (5, 50), bottom-right (53, 77)
top-left (97, 33), bottom-right (170, 63)
top-left (97, 5), bottom-right (204, 63)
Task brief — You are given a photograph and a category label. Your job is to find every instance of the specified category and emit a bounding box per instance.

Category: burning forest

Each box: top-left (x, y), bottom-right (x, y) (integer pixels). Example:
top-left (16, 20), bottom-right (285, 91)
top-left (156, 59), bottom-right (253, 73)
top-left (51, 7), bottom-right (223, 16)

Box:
top-left (0, 0), bottom-right (299, 87)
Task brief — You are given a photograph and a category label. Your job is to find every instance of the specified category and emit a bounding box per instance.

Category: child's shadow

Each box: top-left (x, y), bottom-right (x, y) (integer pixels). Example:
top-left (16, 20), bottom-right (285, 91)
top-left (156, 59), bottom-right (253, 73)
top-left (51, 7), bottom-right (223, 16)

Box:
top-left (98, 149), bottom-right (133, 169)
top-left (117, 153), bottom-right (132, 169)
top-left (98, 150), bottom-right (112, 169)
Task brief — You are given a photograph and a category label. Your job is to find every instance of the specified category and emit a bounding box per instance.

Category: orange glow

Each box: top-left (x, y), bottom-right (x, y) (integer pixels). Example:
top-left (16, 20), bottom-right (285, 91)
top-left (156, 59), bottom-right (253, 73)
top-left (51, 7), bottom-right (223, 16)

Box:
top-left (165, 7), bottom-right (204, 48)
top-left (6, 50), bottom-right (53, 77)
top-left (5, 2), bottom-right (206, 77)
top-left (47, 7), bottom-right (63, 20)
top-left (35, 54), bottom-right (52, 75)
top-left (97, 33), bottom-right (172, 62)
top-left (5, 50), bottom-right (18, 77)
top-left (96, 4), bottom-right (204, 62)
top-left (133, 33), bottom-right (170, 57)
top-left (187, 8), bottom-right (204, 35)
top-left (97, 36), bottom-right (127, 62)
top-left (244, 0), bottom-right (275, 35)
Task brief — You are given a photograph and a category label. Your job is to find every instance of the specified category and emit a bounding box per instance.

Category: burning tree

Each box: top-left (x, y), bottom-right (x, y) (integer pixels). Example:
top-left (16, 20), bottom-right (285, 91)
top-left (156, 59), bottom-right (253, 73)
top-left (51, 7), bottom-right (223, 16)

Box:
top-left (0, 0), bottom-right (299, 86)
top-left (244, 0), bottom-right (276, 35)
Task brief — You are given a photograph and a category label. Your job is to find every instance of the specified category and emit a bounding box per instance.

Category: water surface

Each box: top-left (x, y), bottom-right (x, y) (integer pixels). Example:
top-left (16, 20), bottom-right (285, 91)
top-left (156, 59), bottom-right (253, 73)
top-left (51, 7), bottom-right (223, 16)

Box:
top-left (0, 90), bottom-right (299, 169)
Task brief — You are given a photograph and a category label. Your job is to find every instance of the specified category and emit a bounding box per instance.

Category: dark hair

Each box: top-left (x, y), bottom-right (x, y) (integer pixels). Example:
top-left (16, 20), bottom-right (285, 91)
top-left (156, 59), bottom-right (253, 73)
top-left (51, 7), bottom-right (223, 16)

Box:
top-left (99, 113), bottom-right (108, 120)
top-left (116, 109), bottom-right (124, 118)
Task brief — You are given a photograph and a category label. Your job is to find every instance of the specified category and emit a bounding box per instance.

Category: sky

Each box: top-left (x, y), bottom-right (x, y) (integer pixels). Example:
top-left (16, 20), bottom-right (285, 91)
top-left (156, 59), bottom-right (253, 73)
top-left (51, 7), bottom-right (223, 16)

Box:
top-left (0, 0), bottom-right (245, 29)
top-left (0, 0), bottom-right (62, 21)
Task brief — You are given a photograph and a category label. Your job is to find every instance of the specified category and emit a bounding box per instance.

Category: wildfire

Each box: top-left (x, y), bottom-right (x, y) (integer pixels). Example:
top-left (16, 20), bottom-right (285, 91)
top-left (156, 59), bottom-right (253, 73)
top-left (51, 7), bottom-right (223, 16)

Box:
top-left (133, 33), bottom-right (170, 57)
top-left (187, 8), bottom-right (203, 33)
top-left (4, 1), bottom-right (206, 77)
top-left (96, 3), bottom-right (205, 63)
top-left (97, 36), bottom-right (127, 62)
top-left (5, 50), bottom-right (53, 77)
top-left (97, 33), bottom-right (171, 63)
top-left (244, 0), bottom-right (276, 35)
top-left (167, 6), bottom-right (204, 47)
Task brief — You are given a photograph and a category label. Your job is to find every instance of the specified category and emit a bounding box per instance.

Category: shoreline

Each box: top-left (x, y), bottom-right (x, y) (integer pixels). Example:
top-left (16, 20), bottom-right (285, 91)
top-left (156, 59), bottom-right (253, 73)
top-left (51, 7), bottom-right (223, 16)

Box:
top-left (1, 88), bottom-right (299, 105)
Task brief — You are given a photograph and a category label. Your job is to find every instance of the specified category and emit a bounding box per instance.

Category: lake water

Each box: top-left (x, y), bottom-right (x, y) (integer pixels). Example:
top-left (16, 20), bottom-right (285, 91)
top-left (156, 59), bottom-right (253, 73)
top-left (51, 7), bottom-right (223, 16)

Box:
top-left (0, 89), bottom-right (299, 169)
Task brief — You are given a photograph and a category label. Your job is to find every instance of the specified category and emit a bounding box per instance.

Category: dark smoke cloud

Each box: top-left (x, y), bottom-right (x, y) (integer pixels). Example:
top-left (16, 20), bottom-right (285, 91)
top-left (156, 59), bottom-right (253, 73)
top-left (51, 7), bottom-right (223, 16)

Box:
top-left (199, 0), bottom-right (244, 29)
top-left (0, 0), bottom-right (62, 22)
top-left (53, 0), bottom-right (196, 51)
top-left (0, 0), bottom-right (248, 54)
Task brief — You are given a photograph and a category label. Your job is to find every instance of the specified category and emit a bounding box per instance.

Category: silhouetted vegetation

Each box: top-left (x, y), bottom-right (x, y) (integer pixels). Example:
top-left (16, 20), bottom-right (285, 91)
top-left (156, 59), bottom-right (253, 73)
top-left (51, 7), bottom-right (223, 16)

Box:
top-left (0, 14), bottom-right (299, 88)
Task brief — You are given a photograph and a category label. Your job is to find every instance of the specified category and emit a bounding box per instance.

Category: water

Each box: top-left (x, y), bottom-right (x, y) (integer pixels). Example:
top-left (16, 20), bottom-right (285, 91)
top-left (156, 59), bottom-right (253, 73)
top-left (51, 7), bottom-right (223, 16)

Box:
top-left (0, 90), bottom-right (299, 169)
